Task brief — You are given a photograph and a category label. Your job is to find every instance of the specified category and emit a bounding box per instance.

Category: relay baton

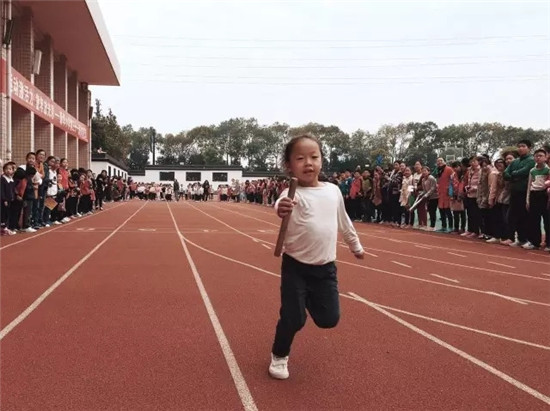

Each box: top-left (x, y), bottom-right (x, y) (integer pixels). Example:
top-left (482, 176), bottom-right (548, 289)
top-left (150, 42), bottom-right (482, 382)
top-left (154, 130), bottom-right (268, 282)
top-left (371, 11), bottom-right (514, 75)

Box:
top-left (409, 193), bottom-right (426, 213)
top-left (274, 177), bottom-right (298, 257)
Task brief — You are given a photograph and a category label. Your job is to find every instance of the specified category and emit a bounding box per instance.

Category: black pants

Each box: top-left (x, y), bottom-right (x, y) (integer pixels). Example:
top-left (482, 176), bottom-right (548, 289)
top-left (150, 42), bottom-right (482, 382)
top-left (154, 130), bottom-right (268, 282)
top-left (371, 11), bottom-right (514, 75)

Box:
top-left (8, 200), bottom-right (23, 230)
top-left (480, 208), bottom-right (492, 237)
top-left (528, 191), bottom-right (548, 247)
top-left (427, 199), bottom-right (438, 228)
top-left (508, 191), bottom-right (529, 243)
top-left (390, 193), bottom-right (401, 224)
top-left (439, 208), bottom-right (453, 230)
top-left (402, 206), bottom-right (412, 225)
top-left (95, 190), bottom-right (104, 209)
top-left (66, 196), bottom-right (78, 217)
top-left (453, 210), bottom-right (466, 232)
top-left (499, 203), bottom-right (513, 241)
top-left (464, 197), bottom-right (481, 234)
top-left (491, 204), bottom-right (505, 239)
top-left (1, 202), bottom-right (8, 226)
top-left (272, 254), bottom-right (340, 358)
top-left (78, 194), bottom-right (92, 214)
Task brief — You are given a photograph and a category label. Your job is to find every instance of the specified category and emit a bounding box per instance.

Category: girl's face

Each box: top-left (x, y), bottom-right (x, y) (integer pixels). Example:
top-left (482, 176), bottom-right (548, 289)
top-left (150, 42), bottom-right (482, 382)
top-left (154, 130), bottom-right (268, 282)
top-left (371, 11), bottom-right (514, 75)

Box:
top-left (286, 138), bottom-right (322, 187)
top-left (414, 162), bottom-right (421, 171)
top-left (505, 155), bottom-right (514, 166)
top-left (79, 174), bottom-right (85, 182)
top-left (495, 161), bottom-right (505, 172)
top-left (404, 168), bottom-right (412, 177)
top-left (27, 155), bottom-right (36, 166)
top-left (61, 159), bottom-right (68, 168)
top-left (36, 151), bottom-right (45, 163)
top-left (421, 169), bottom-right (429, 178)
top-left (470, 158), bottom-right (479, 168)
top-left (399, 163), bottom-right (406, 172)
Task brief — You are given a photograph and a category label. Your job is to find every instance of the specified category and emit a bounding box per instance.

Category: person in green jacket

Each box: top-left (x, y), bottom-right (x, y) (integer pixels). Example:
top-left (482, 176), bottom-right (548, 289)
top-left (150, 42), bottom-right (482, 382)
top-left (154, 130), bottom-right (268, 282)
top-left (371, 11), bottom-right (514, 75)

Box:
top-left (503, 139), bottom-right (536, 247)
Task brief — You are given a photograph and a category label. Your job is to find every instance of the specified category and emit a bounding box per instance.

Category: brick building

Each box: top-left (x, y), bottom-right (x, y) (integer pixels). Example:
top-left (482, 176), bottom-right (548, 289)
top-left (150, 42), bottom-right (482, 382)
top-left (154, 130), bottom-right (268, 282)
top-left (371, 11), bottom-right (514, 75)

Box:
top-left (1, 0), bottom-right (119, 168)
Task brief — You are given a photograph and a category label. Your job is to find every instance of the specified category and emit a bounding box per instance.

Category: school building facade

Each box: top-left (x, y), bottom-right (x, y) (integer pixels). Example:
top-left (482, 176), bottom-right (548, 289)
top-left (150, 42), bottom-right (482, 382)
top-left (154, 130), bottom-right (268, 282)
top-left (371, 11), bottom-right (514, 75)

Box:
top-left (129, 165), bottom-right (283, 186)
top-left (0, 0), bottom-right (119, 168)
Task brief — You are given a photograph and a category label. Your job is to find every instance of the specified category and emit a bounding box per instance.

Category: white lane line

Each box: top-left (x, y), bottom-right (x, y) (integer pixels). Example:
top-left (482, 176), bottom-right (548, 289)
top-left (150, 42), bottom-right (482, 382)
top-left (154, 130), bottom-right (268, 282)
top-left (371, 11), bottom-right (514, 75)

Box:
top-left (448, 252), bottom-right (466, 258)
top-left (387, 238), bottom-right (402, 243)
top-left (487, 261), bottom-right (516, 269)
top-left (338, 260), bottom-right (550, 308)
top-left (218, 206), bottom-right (546, 282)
top-left (261, 244), bottom-right (271, 249)
top-left (430, 274), bottom-right (459, 283)
top-left (0, 202), bottom-right (148, 341)
top-left (181, 239), bottom-right (550, 352)
top-left (340, 244), bottom-right (377, 257)
top-left (188, 203), bottom-right (550, 307)
top-left (486, 292), bottom-right (528, 305)
top-left (363, 246), bottom-right (543, 282)
top-left (355, 229), bottom-right (550, 266)
top-left (541, 273), bottom-right (550, 277)
top-left (415, 245), bottom-right (432, 250)
top-left (0, 202), bottom-right (126, 250)
top-left (167, 204), bottom-right (257, 411)
top-left (358, 299), bottom-right (550, 351)
top-left (391, 261), bottom-right (412, 268)
top-left (347, 292), bottom-right (550, 406)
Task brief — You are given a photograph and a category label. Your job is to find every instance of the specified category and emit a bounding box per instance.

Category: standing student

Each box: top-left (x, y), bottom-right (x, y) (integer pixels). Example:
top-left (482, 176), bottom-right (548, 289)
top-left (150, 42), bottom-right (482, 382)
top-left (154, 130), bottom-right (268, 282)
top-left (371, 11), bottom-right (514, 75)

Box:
top-left (463, 156), bottom-right (482, 238)
top-left (504, 139), bottom-right (535, 247)
top-left (435, 158), bottom-right (454, 232)
top-left (523, 149), bottom-right (550, 250)
top-left (1, 162), bottom-right (17, 235)
top-left (269, 133), bottom-right (364, 380)
top-left (450, 161), bottom-right (466, 234)
top-left (419, 166), bottom-right (438, 231)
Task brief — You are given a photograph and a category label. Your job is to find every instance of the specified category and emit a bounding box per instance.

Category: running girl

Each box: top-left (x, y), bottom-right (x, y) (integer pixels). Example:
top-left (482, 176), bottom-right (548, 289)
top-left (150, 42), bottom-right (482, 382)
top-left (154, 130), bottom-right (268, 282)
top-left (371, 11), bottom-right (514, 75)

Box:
top-left (269, 133), bottom-right (365, 380)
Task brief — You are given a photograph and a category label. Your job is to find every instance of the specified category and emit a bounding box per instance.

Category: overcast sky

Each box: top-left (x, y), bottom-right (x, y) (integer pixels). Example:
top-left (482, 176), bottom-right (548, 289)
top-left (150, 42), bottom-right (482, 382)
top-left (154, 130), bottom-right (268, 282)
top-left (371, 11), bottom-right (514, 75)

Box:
top-left (91, 0), bottom-right (550, 135)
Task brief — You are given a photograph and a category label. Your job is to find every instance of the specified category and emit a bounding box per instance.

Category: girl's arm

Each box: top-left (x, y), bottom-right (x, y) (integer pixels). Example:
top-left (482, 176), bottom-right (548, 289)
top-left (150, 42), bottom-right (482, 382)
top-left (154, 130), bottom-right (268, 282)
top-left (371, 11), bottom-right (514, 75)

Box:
top-left (336, 188), bottom-right (363, 255)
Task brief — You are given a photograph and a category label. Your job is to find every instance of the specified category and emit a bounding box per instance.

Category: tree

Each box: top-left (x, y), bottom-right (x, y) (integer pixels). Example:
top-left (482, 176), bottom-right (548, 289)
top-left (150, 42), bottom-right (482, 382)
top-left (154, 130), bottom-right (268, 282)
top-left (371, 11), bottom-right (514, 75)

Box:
top-left (404, 121), bottom-right (440, 166)
top-left (126, 126), bottom-right (152, 170)
top-left (157, 132), bottom-right (196, 165)
top-left (344, 129), bottom-right (372, 170)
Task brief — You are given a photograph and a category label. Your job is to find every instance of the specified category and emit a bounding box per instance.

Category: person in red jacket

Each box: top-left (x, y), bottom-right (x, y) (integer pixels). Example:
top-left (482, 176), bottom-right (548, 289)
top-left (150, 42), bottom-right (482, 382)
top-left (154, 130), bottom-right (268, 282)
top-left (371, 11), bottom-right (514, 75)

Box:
top-left (435, 157), bottom-right (454, 232)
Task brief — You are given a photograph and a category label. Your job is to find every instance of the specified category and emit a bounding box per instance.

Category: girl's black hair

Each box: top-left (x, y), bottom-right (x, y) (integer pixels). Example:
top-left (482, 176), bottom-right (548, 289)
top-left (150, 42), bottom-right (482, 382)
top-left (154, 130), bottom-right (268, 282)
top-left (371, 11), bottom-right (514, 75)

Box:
top-left (282, 133), bottom-right (324, 168)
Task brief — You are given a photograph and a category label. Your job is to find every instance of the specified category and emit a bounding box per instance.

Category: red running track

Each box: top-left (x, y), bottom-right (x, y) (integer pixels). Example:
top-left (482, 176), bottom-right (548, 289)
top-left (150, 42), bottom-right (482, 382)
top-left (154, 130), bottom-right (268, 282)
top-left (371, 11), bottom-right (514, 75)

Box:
top-left (1, 200), bottom-right (549, 410)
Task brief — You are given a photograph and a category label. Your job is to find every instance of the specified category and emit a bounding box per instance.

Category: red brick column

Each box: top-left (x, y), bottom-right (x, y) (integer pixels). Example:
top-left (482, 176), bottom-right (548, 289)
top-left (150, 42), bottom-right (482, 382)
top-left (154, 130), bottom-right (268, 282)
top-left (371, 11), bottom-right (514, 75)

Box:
top-left (53, 55), bottom-right (68, 159)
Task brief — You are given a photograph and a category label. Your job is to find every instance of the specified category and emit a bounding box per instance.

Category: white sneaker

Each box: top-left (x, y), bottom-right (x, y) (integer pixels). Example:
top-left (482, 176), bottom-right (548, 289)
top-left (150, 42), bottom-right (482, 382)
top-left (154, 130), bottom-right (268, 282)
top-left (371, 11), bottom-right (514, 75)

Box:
top-left (522, 242), bottom-right (536, 250)
top-left (486, 237), bottom-right (500, 244)
top-left (510, 241), bottom-right (524, 248)
top-left (53, 221), bottom-right (62, 225)
top-left (268, 353), bottom-right (289, 380)
top-left (62, 217), bottom-right (71, 223)
top-left (24, 227), bottom-right (37, 233)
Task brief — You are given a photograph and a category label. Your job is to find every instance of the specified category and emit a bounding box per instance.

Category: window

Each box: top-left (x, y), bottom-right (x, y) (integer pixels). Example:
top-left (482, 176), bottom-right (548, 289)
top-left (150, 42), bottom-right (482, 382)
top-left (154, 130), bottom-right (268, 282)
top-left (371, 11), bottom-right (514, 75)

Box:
top-left (108, 166), bottom-right (111, 176)
top-left (160, 171), bottom-right (175, 181)
top-left (212, 172), bottom-right (228, 182)
top-left (186, 172), bottom-right (201, 181)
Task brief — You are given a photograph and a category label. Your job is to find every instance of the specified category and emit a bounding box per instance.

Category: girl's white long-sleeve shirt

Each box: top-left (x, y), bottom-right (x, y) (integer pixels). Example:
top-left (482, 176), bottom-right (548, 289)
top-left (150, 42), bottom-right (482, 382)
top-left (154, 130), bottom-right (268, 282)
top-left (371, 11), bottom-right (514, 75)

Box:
top-left (275, 182), bottom-right (364, 265)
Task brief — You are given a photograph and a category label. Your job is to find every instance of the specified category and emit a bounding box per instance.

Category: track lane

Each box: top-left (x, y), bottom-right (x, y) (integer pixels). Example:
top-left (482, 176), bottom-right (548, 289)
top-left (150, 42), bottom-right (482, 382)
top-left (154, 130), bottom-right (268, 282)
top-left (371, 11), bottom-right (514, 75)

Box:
top-left (0, 201), bottom-right (143, 328)
top-left (1, 201), bottom-right (244, 410)
top-left (171, 202), bottom-right (550, 410)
